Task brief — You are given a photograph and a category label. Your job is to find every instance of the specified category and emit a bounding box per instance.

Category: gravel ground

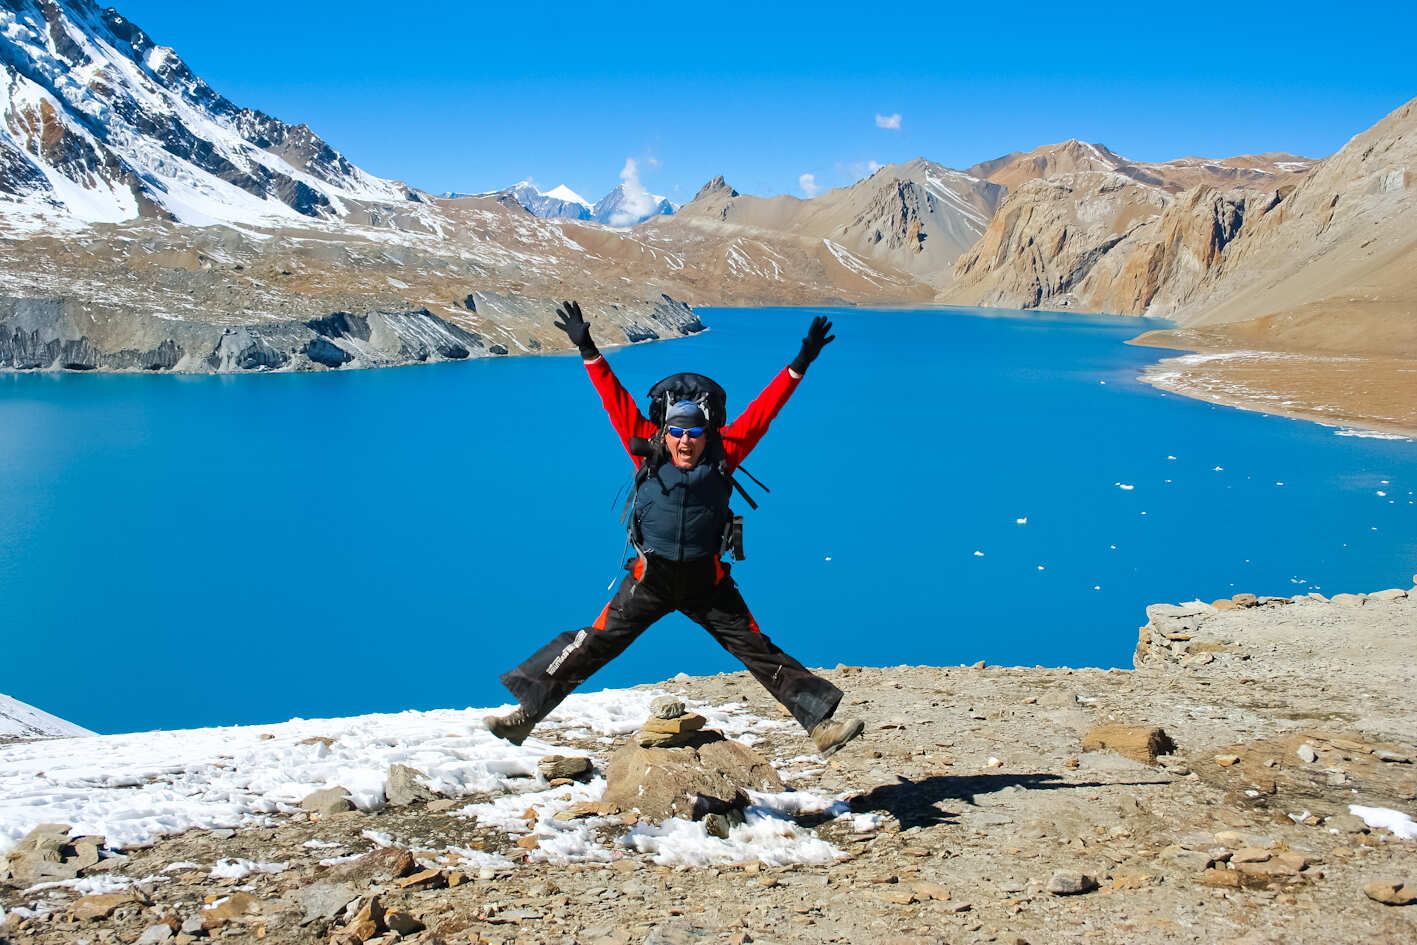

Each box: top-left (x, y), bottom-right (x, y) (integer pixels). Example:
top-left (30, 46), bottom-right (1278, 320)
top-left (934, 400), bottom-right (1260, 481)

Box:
top-left (3, 589), bottom-right (1414, 945)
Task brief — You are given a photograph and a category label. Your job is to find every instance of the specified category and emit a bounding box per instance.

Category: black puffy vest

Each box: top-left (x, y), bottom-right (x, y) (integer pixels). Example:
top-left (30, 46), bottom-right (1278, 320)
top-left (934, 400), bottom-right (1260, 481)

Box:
top-left (631, 461), bottom-right (733, 561)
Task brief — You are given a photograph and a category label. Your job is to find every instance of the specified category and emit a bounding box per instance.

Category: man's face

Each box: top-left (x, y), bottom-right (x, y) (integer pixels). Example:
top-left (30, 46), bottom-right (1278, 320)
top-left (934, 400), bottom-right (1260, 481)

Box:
top-left (666, 426), bottom-right (707, 469)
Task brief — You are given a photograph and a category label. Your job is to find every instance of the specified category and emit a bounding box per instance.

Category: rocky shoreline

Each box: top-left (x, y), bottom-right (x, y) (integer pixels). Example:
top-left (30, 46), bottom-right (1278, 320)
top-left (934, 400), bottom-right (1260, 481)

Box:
top-left (0, 295), bottom-right (702, 375)
top-left (3, 583), bottom-right (1415, 945)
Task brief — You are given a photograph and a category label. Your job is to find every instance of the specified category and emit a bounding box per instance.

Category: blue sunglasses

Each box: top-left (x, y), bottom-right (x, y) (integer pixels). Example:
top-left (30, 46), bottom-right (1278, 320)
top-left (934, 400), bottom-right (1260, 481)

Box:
top-left (667, 426), bottom-right (705, 439)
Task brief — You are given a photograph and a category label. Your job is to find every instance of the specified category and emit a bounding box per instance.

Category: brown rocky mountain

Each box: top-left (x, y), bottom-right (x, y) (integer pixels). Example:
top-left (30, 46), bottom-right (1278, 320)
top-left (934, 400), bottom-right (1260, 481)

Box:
top-left (965, 139), bottom-right (1313, 194)
top-left (1153, 97), bottom-right (1417, 346)
top-left (664, 159), bottom-right (1005, 291)
top-left (945, 140), bottom-right (1320, 314)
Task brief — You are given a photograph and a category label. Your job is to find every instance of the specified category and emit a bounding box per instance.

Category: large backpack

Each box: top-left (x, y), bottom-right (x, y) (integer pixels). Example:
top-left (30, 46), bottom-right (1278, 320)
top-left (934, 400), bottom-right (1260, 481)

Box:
top-left (645, 373), bottom-right (728, 430)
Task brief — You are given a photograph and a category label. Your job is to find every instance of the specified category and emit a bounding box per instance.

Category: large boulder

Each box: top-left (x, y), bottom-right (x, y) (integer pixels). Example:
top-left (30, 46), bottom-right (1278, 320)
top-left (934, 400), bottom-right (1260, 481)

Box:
top-left (602, 732), bottom-right (783, 822)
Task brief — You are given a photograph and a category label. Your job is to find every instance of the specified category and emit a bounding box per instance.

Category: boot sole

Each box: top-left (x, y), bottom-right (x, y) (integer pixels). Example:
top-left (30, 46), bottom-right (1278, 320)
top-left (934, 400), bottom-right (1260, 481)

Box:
top-left (817, 719), bottom-right (865, 758)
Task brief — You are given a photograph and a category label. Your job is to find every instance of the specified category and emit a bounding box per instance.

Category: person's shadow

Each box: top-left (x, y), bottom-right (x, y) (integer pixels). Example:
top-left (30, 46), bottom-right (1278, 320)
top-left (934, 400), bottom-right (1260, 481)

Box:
top-left (798, 771), bottom-right (1171, 830)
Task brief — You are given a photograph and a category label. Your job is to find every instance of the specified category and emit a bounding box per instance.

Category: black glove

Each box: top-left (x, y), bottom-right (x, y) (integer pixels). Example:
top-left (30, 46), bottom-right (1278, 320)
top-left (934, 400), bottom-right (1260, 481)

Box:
top-left (789, 315), bottom-right (835, 375)
top-left (553, 299), bottom-right (599, 360)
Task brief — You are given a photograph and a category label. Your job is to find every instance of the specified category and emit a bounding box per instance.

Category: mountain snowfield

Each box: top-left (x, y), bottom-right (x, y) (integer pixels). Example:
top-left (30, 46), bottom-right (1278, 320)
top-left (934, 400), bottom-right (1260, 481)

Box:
top-left (0, 693), bottom-right (93, 740)
top-left (0, 688), bottom-right (863, 874)
top-left (0, 0), bottom-right (416, 230)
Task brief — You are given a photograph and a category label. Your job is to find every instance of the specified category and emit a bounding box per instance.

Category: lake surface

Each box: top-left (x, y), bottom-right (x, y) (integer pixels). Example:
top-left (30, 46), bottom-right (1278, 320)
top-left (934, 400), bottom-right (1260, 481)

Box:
top-left (3, 306), bottom-right (1414, 735)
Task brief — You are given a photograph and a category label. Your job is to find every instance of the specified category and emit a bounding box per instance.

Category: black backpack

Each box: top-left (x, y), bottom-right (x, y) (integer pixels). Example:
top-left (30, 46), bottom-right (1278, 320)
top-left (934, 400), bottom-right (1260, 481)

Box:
top-left (646, 372), bottom-right (728, 430)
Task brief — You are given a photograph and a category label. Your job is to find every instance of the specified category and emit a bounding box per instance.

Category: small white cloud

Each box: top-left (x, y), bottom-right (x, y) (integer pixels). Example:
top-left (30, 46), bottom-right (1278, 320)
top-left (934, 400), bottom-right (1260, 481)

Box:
top-left (609, 157), bottom-right (662, 226)
top-left (799, 173), bottom-right (821, 197)
top-left (875, 113), bottom-right (902, 130)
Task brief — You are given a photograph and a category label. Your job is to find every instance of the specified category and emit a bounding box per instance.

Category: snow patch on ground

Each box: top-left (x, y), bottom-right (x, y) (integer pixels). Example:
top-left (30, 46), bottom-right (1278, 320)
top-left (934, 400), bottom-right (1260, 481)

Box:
top-left (1350, 804), bottom-right (1417, 839)
top-left (0, 687), bottom-right (821, 867)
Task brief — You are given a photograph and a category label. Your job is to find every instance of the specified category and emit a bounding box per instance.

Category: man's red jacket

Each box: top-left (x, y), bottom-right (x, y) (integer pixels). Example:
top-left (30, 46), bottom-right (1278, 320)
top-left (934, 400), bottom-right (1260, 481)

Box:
top-left (583, 356), bottom-right (802, 471)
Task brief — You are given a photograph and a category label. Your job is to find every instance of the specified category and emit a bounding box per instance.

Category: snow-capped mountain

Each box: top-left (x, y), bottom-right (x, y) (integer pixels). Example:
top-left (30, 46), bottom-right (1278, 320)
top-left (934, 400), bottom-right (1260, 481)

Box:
top-left (592, 183), bottom-right (676, 226)
top-left (494, 178), bottom-right (674, 226)
top-left (499, 180), bottom-right (591, 220)
top-left (0, 693), bottom-right (92, 740)
top-left (0, 0), bottom-right (416, 227)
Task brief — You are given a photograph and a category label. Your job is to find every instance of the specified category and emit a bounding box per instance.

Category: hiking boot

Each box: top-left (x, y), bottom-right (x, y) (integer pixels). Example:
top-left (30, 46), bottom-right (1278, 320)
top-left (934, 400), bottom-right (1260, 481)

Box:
top-left (811, 716), bottom-right (865, 758)
top-left (484, 707), bottom-right (541, 746)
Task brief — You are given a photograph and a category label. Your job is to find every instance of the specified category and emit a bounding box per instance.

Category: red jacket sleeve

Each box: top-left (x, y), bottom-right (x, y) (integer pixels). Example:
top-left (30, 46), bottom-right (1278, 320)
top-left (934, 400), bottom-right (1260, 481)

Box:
top-left (720, 366), bottom-right (802, 470)
top-left (584, 356), bottom-right (657, 466)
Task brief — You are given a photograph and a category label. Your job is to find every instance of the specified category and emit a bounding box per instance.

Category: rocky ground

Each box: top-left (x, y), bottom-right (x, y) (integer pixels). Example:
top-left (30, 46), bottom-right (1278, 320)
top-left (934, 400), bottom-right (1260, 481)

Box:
top-left (3, 586), bottom-right (1415, 945)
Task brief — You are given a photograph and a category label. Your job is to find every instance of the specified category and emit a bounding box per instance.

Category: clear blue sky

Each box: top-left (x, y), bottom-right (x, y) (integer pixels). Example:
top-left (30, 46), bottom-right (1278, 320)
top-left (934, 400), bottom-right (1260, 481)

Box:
top-left (114, 0), bottom-right (1416, 202)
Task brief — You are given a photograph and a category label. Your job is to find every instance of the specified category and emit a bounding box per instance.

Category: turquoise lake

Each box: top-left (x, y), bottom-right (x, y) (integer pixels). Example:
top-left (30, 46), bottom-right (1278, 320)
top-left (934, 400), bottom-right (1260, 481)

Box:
top-left (3, 306), bottom-right (1415, 735)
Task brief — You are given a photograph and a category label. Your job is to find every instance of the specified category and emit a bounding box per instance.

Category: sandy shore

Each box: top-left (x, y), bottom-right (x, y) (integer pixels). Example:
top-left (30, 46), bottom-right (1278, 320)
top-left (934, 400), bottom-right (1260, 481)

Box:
top-left (1128, 330), bottom-right (1417, 440)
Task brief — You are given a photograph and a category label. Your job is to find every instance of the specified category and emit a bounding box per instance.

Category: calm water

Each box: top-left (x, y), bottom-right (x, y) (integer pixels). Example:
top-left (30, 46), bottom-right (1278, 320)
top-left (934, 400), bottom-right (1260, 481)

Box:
top-left (3, 306), bottom-right (1414, 734)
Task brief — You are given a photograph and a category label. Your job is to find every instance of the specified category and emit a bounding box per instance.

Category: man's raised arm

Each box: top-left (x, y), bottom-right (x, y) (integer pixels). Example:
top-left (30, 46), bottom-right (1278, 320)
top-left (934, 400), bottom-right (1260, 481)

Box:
top-left (720, 315), bottom-right (835, 469)
top-left (553, 300), bottom-right (655, 461)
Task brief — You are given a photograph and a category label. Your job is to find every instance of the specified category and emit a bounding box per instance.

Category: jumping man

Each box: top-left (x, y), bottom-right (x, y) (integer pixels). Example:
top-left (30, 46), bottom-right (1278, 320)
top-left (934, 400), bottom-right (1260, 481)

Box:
top-left (485, 301), bottom-right (865, 758)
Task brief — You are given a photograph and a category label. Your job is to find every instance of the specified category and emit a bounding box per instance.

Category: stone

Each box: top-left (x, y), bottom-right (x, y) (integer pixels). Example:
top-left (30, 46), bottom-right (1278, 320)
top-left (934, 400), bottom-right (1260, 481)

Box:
top-left (649, 696), bottom-right (686, 719)
top-left (385, 910), bottom-right (425, 935)
top-left (1271, 852), bottom-right (1312, 874)
top-left (1214, 755), bottom-right (1241, 767)
top-left (1331, 593), bottom-right (1366, 607)
top-left (539, 755), bottom-right (594, 781)
top-left (1046, 871), bottom-right (1098, 895)
top-left (637, 714), bottom-right (709, 748)
top-left (1212, 599), bottom-right (1239, 611)
top-left (427, 798), bottom-right (460, 812)
top-left (323, 847), bottom-right (417, 885)
top-left (202, 892), bottom-right (260, 927)
top-left (1231, 847), bottom-right (1272, 863)
top-left (1297, 744), bottom-right (1318, 763)
top-left (138, 923), bottom-right (174, 944)
top-left (1234, 860), bottom-right (1302, 880)
top-left (912, 881), bottom-right (951, 901)
top-left (11, 823), bottom-right (70, 858)
top-left (1368, 588), bottom-right (1408, 602)
top-left (72, 893), bottom-right (136, 921)
top-left (602, 733), bottom-right (784, 822)
top-left (69, 836), bottom-right (104, 871)
top-left (1081, 725), bottom-right (1176, 764)
top-left (1197, 868), bottom-right (1272, 889)
top-left (385, 764), bottom-right (440, 806)
top-left (1375, 749), bottom-right (1412, 763)
top-left (394, 868), bottom-right (446, 889)
top-left (556, 801), bottom-right (621, 821)
top-left (292, 881), bottom-right (359, 924)
top-left (341, 895), bottom-right (387, 941)
top-left (703, 813), bottom-right (732, 839)
top-left (1232, 593), bottom-right (1259, 608)
top-left (300, 787), bottom-right (355, 816)
top-left (1363, 881), bottom-right (1416, 905)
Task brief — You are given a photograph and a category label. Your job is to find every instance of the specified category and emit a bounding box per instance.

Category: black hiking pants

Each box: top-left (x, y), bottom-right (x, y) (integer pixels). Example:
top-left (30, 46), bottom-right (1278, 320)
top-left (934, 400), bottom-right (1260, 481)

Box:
top-left (499, 555), bottom-right (842, 733)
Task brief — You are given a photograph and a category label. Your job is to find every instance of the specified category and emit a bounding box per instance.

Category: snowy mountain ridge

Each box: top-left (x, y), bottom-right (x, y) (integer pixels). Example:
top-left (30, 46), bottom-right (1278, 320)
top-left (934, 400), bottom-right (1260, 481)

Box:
top-left (491, 178), bottom-right (677, 227)
top-left (0, 693), bottom-right (92, 740)
top-left (0, 0), bottom-right (416, 228)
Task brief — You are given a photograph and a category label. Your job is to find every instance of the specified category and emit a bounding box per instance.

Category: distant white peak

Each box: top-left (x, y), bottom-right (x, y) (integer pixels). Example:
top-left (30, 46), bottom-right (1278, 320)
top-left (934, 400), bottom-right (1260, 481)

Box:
top-left (543, 184), bottom-right (591, 206)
